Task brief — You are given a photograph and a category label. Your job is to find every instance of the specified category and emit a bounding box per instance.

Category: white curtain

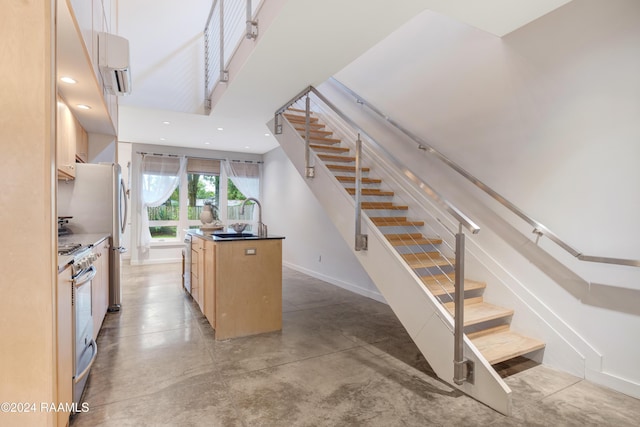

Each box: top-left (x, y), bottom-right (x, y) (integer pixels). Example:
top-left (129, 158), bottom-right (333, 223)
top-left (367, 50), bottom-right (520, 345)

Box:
top-left (224, 161), bottom-right (261, 224)
top-left (138, 155), bottom-right (186, 251)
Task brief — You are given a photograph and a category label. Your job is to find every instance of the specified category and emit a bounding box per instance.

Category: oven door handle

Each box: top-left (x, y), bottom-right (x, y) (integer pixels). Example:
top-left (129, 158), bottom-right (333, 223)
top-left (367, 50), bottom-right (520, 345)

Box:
top-left (74, 339), bottom-right (98, 384)
top-left (74, 265), bottom-right (97, 286)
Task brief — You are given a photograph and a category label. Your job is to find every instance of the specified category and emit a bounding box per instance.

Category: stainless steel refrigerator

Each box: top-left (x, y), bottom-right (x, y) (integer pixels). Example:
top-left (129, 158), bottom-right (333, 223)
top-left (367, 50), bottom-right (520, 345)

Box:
top-left (58, 163), bottom-right (128, 311)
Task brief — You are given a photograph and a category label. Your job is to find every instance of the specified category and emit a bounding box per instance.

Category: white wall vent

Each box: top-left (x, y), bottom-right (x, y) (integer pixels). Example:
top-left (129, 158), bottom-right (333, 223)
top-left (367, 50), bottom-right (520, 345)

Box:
top-left (98, 32), bottom-right (132, 96)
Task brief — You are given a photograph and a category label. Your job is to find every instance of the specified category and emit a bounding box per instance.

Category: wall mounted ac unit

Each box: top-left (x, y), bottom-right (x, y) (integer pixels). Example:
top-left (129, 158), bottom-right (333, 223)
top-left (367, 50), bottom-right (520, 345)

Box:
top-left (98, 32), bottom-right (132, 96)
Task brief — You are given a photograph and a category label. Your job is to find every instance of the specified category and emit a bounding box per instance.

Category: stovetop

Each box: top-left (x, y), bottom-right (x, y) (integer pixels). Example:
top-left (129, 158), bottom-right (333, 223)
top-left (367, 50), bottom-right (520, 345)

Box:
top-left (57, 242), bottom-right (83, 256)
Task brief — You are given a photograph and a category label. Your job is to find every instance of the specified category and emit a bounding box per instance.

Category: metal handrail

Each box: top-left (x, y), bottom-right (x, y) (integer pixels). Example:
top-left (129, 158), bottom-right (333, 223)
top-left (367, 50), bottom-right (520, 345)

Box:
top-left (275, 87), bottom-right (481, 235)
top-left (277, 86), bottom-right (475, 386)
top-left (330, 78), bottom-right (640, 268)
top-left (204, 0), bottom-right (259, 114)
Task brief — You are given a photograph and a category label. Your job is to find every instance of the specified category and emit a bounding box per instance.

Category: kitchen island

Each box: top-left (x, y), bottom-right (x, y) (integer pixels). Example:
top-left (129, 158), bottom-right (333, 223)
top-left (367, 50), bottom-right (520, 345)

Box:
top-left (188, 230), bottom-right (284, 340)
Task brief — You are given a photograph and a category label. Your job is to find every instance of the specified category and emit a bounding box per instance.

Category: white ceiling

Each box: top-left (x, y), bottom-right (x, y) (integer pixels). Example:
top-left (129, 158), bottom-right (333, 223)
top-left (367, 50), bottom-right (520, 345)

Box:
top-left (108, 0), bottom-right (573, 155)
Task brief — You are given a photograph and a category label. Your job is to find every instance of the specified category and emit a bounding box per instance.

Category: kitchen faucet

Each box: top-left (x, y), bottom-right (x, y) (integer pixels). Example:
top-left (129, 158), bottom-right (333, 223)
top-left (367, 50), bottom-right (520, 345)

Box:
top-left (241, 197), bottom-right (267, 237)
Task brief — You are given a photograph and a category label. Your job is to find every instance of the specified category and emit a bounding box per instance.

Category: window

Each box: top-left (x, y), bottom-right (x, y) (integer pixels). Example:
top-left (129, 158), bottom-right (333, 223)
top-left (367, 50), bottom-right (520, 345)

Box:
top-left (148, 186), bottom-right (179, 239)
top-left (186, 158), bottom-right (221, 229)
top-left (139, 156), bottom-right (260, 249)
top-left (225, 162), bottom-right (261, 231)
top-left (140, 155), bottom-right (184, 249)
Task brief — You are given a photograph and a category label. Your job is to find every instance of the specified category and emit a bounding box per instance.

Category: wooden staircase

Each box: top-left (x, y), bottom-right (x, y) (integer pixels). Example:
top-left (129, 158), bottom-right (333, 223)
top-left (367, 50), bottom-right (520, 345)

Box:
top-left (283, 109), bottom-right (545, 368)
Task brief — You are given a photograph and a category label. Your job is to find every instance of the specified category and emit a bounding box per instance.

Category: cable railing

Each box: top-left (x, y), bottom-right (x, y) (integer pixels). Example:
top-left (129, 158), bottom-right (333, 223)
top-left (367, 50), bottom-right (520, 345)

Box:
top-left (276, 87), bottom-right (476, 386)
top-left (329, 78), bottom-right (640, 268)
top-left (204, 0), bottom-right (261, 114)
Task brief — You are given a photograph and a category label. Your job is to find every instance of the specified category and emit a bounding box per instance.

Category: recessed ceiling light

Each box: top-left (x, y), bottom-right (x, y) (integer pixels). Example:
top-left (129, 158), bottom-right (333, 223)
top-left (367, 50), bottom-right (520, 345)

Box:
top-left (264, 133), bottom-right (270, 137)
top-left (244, 146), bottom-right (250, 149)
top-left (76, 104), bottom-right (91, 110)
top-left (204, 142), bottom-right (211, 145)
top-left (162, 121), bottom-right (170, 125)
top-left (160, 138), bottom-right (166, 141)
top-left (60, 76), bottom-right (77, 84)
top-left (217, 127), bottom-right (224, 131)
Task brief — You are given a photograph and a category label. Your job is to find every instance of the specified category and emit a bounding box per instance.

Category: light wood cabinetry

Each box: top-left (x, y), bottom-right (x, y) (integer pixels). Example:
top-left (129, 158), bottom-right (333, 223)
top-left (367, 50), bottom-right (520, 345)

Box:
top-left (190, 236), bottom-right (202, 308)
top-left (75, 119), bottom-right (88, 163)
top-left (190, 235), bottom-right (283, 341)
top-left (57, 96), bottom-right (89, 180)
top-left (56, 266), bottom-right (73, 427)
top-left (191, 238), bottom-right (199, 306)
top-left (57, 98), bottom-right (76, 180)
top-left (203, 239), bottom-right (216, 327)
top-left (92, 239), bottom-right (110, 340)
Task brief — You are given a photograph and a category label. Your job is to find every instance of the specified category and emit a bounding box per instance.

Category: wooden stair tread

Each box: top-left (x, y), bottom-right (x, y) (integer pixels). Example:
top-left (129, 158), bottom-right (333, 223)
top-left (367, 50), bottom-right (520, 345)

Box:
top-left (326, 164), bottom-right (370, 172)
top-left (384, 233), bottom-right (425, 240)
top-left (362, 202), bottom-right (406, 210)
top-left (287, 108), bottom-right (312, 114)
top-left (298, 134), bottom-right (342, 145)
top-left (371, 216), bottom-right (407, 221)
top-left (443, 301), bottom-right (514, 326)
top-left (310, 144), bottom-right (350, 153)
top-left (469, 328), bottom-right (546, 365)
top-left (284, 113), bottom-right (319, 123)
top-left (346, 188), bottom-right (395, 197)
top-left (372, 217), bottom-right (423, 226)
top-left (318, 154), bottom-right (355, 162)
top-left (421, 278), bottom-right (486, 297)
top-left (389, 237), bottom-right (442, 246)
top-left (292, 126), bottom-right (333, 137)
top-left (336, 176), bottom-right (382, 184)
top-left (405, 257), bottom-right (452, 269)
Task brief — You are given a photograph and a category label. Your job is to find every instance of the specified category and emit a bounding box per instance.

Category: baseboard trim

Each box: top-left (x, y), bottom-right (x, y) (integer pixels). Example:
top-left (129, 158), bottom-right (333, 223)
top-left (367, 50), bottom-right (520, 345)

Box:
top-left (130, 258), bottom-right (182, 266)
top-left (586, 368), bottom-right (640, 400)
top-left (283, 261), bottom-right (386, 304)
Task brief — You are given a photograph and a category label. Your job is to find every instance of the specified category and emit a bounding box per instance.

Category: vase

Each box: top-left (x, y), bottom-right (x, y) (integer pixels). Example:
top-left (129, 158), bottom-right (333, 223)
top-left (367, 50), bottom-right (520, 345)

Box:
top-left (200, 204), bottom-right (214, 225)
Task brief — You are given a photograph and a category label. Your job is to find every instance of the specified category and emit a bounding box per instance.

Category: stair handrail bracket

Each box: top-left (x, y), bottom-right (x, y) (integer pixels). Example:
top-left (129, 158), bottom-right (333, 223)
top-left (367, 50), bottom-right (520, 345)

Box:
top-left (330, 78), bottom-right (640, 268)
top-left (354, 133), bottom-right (368, 251)
top-left (453, 225), bottom-right (474, 385)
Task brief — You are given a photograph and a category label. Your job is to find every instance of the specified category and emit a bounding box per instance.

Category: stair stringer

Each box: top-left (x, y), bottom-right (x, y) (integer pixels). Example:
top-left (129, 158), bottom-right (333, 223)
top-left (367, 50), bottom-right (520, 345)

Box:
top-left (271, 117), bottom-right (513, 415)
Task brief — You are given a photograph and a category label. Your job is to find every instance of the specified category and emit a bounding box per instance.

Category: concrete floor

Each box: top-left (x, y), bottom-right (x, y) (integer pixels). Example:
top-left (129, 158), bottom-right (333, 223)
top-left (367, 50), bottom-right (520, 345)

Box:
top-left (71, 262), bottom-right (639, 426)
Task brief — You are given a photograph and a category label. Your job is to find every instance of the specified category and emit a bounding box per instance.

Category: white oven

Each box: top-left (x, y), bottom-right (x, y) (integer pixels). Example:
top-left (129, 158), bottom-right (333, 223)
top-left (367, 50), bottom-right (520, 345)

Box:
top-left (72, 249), bottom-right (98, 408)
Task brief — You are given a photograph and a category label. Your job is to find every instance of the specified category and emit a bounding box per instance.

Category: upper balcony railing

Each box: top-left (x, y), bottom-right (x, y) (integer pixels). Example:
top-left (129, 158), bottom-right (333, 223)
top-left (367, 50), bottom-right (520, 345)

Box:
top-left (329, 78), bottom-right (640, 268)
top-left (204, 0), bottom-right (261, 114)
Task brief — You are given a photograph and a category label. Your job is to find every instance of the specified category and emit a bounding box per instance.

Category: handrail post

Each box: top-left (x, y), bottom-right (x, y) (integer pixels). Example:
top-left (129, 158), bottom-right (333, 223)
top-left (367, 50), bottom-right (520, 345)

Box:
top-left (453, 224), bottom-right (473, 385)
top-left (245, 0), bottom-right (258, 39)
top-left (304, 95), bottom-right (315, 178)
top-left (354, 134), bottom-right (368, 251)
top-left (219, 0), bottom-right (229, 82)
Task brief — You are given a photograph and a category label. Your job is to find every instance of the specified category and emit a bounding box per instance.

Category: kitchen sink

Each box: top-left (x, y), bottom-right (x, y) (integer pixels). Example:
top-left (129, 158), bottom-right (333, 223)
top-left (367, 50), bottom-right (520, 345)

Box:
top-left (212, 232), bottom-right (257, 238)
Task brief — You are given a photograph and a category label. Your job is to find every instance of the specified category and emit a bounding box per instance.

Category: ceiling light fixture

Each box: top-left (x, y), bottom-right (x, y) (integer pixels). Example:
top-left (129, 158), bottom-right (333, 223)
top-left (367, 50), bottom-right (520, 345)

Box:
top-left (217, 127), bottom-right (223, 131)
top-left (76, 104), bottom-right (91, 110)
top-left (160, 138), bottom-right (166, 141)
top-left (60, 76), bottom-right (77, 84)
top-left (264, 133), bottom-right (270, 137)
top-left (204, 142), bottom-right (211, 145)
top-left (162, 121), bottom-right (170, 125)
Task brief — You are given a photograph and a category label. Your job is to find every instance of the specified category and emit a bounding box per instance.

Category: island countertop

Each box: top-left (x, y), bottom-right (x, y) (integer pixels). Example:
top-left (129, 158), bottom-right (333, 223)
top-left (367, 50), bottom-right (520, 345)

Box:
top-left (187, 229), bottom-right (285, 242)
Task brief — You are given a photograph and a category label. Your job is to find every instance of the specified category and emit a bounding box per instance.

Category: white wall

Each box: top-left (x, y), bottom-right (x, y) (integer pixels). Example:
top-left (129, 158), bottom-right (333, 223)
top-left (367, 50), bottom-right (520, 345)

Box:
top-left (326, 0), bottom-right (640, 396)
top-left (262, 147), bottom-right (381, 301)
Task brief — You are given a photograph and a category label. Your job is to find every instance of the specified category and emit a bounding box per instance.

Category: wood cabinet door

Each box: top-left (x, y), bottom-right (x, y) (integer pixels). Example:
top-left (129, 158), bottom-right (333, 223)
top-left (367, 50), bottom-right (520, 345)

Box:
top-left (190, 237), bottom-right (200, 305)
top-left (204, 240), bottom-right (216, 327)
top-left (197, 239), bottom-right (206, 313)
top-left (57, 267), bottom-right (73, 427)
top-left (56, 98), bottom-right (75, 179)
